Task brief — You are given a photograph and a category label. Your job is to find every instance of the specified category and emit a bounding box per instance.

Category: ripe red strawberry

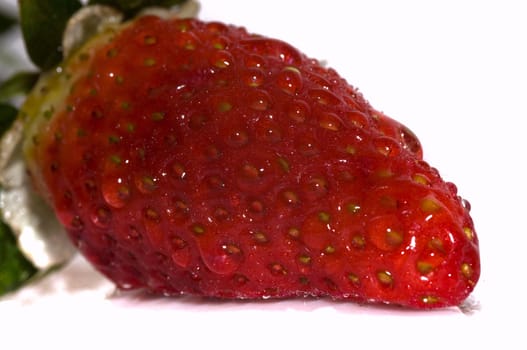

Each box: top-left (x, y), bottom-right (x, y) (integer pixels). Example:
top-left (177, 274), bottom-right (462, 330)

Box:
top-left (20, 15), bottom-right (479, 308)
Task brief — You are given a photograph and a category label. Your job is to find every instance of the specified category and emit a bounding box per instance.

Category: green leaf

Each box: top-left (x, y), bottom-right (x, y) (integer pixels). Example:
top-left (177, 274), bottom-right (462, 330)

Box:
top-left (0, 9), bottom-right (16, 34)
top-left (0, 103), bottom-right (17, 137)
top-left (0, 71), bottom-right (39, 102)
top-left (0, 220), bottom-right (37, 296)
top-left (88, 0), bottom-right (187, 17)
top-left (19, 0), bottom-right (82, 70)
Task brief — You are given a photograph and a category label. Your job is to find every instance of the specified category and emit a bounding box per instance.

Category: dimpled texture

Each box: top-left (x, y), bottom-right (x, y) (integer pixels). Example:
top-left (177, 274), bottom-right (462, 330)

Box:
top-left (26, 16), bottom-right (479, 308)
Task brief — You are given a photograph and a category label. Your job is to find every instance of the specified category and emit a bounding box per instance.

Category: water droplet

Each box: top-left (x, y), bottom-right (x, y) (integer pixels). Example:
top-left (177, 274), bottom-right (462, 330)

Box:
top-left (374, 136), bottom-right (401, 157)
top-left (281, 190), bottom-right (300, 205)
top-left (297, 137), bottom-right (319, 156)
top-left (248, 89), bottom-right (270, 111)
top-left (276, 66), bottom-right (303, 95)
top-left (170, 236), bottom-right (191, 268)
top-left (244, 54), bottom-right (265, 68)
top-left (319, 112), bottom-right (342, 131)
top-left (126, 226), bottom-right (143, 241)
top-left (462, 198), bottom-right (472, 211)
top-left (201, 243), bottom-right (244, 275)
top-left (241, 38), bottom-right (302, 65)
top-left (399, 125), bottom-right (422, 157)
top-left (254, 116), bottom-right (282, 143)
top-left (172, 162), bottom-right (187, 180)
top-left (102, 177), bottom-right (131, 208)
top-left (211, 35), bottom-right (229, 49)
top-left (302, 176), bottom-right (328, 200)
top-left (346, 111), bottom-right (369, 128)
top-left (226, 129), bottom-right (249, 147)
top-left (268, 262), bottom-right (287, 276)
top-left (69, 216), bottom-right (85, 231)
top-left (286, 99), bottom-right (310, 123)
top-left (91, 207), bottom-right (111, 228)
top-left (308, 88), bottom-right (342, 105)
top-left (248, 199), bottom-right (265, 214)
top-left (205, 145), bottom-right (222, 160)
top-left (210, 50), bottom-right (233, 68)
top-left (135, 175), bottom-right (158, 194)
top-left (233, 273), bottom-right (249, 286)
top-left (205, 175), bottom-right (225, 191)
top-left (175, 31), bottom-right (199, 50)
top-left (167, 198), bottom-right (190, 222)
top-left (189, 113), bottom-right (208, 130)
top-left (243, 68), bottom-right (265, 87)
top-left (213, 207), bottom-right (230, 221)
top-left (367, 215), bottom-right (405, 251)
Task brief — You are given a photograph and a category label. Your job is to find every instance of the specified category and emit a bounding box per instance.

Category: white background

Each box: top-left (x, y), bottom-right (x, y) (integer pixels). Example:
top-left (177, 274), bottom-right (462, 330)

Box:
top-left (1, 0), bottom-right (526, 348)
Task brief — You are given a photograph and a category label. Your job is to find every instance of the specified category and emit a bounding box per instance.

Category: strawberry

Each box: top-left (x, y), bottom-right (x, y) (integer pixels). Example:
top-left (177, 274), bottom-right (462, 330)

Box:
top-left (20, 14), bottom-right (479, 308)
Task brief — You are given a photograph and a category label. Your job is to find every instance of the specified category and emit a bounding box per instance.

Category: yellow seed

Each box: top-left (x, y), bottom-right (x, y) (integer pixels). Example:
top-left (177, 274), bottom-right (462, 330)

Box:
top-left (298, 255), bottom-right (311, 264)
top-left (283, 66), bottom-right (301, 74)
top-left (376, 169), bottom-right (393, 178)
top-left (417, 261), bottom-right (434, 274)
top-left (463, 227), bottom-right (474, 241)
top-left (412, 174), bottom-right (429, 185)
top-left (346, 203), bottom-right (361, 214)
top-left (253, 231), bottom-right (268, 244)
top-left (318, 211), bottom-right (330, 223)
top-left (151, 112), bottom-right (165, 121)
top-left (144, 58), bottom-right (156, 66)
top-left (421, 197), bottom-right (441, 213)
top-left (461, 263), bottom-right (473, 279)
top-left (324, 245), bottom-right (336, 254)
top-left (386, 229), bottom-right (403, 246)
top-left (217, 101), bottom-right (232, 112)
top-left (421, 295), bottom-right (440, 305)
top-left (277, 157), bottom-right (290, 173)
top-left (428, 237), bottom-right (445, 252)
top-left (348, 273), bottom-right (360, 284)
top-left (224, 244), bottom-right (241, 255)
top-left (345, 145), bottom-right (356, 155)
top-left (351, 234), bottom-right (366, 249)
top-left (192, 224), bottom-right (205, 235)
top-left (144, 35), bottom-right (157, 45)
top-left (269, 263), bottom-right (287, 275)
top-left (288, 227), bottom-right (300, 239)
top-left (377, 270), bottom-right (393, 286)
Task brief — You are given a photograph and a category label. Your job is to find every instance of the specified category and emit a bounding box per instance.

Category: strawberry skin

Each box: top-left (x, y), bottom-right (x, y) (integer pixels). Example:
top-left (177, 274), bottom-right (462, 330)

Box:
top-left (21, 15), bottom-right (479, 308)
